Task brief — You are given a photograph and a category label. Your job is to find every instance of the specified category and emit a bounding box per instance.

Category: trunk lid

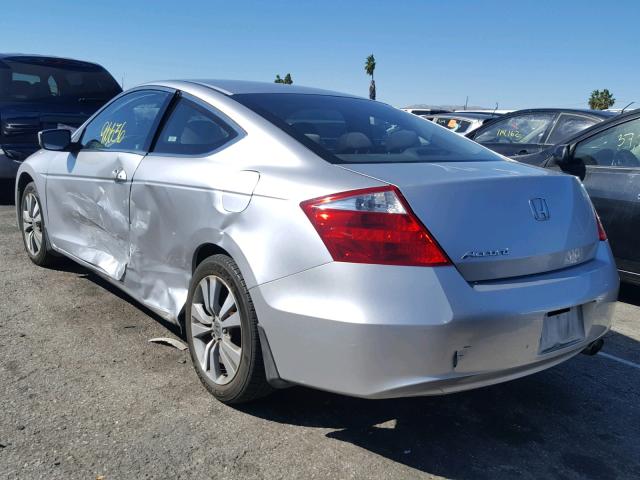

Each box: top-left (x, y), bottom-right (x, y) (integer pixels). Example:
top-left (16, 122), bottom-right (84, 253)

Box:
top-left (341, 160), bottom-right (599, 282)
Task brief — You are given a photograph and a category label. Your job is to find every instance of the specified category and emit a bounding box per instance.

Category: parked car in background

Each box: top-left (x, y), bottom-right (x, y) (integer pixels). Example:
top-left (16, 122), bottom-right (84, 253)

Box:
top-left (0, 54), bottom-right (121, 181)
top-left (16, 80), bottom-right (617, 404)
top-left (401, 107), bottom-right (451, 120)
top-left (454, 109), bottom-right (513, 115)
top-left (466, 108), bottom-right (615, 158)
top-left (517, 110), bottom-right (640, 285)
top-left (430, 112), bottom-right (501, 136)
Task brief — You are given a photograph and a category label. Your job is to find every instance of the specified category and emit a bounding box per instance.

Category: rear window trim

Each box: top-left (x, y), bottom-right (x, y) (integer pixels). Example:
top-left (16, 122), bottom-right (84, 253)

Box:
top-left (234, 93), bottom-right (500, 165)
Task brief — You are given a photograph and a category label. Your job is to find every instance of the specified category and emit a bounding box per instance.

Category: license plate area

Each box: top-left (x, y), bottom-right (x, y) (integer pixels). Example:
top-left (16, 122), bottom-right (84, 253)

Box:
top-left (539, 306), bottom-right (585, 353)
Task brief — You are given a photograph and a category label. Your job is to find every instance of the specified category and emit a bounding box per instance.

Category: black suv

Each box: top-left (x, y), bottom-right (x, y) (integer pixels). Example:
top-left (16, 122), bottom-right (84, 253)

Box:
top-left (0, 54), bottom-right (121, 182)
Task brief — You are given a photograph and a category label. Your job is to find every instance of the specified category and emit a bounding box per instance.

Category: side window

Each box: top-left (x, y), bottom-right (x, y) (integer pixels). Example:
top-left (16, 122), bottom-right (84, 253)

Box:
top-left (546, 114), bottom-right (597, 144)
top-left (47, 76), bottom-right (59, 96)
top-left (474, 113), bottom-right (555, 144)
top-left (80, 90), bottom-right (171, 152)
top-left (152, 98), bottom-right (237, 155)
top-left (10, 72), bottom-right (44, 100)
top-left (574, 118), bottom-right (640, 168)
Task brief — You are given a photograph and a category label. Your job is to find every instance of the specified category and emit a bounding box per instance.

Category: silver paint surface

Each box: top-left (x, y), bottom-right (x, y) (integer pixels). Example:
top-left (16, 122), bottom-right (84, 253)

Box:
top-left (15, 80), bottom-right (620, 398)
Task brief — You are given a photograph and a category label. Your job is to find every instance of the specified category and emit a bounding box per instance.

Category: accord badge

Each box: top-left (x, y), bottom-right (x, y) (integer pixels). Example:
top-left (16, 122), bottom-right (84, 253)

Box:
top-left (462, 248), bottom-right (510, 260)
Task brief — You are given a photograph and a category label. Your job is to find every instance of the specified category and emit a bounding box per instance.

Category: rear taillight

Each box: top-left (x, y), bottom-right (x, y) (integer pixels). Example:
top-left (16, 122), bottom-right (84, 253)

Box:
top-left (595, 212), bottom-right (607, 241)
top-left (300, 186), bottom-right (450, 266)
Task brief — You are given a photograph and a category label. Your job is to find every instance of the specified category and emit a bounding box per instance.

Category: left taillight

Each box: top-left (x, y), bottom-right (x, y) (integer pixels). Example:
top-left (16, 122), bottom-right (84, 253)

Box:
top-left (300, 186), bottom-right (450, 267)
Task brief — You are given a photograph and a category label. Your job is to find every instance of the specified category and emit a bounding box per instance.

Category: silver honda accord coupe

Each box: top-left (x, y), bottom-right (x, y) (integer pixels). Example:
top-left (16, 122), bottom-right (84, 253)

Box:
top-left (15, 80), bottom-right (619, 404)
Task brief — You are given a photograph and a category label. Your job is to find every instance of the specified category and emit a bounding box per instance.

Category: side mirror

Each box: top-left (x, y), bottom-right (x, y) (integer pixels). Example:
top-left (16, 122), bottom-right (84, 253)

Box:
top-left (551, 144), bottom-right (571, 165)
top-left (551, 144), bottom-right (586, 180)
top-left (38, 129), bottom-right (77, 152)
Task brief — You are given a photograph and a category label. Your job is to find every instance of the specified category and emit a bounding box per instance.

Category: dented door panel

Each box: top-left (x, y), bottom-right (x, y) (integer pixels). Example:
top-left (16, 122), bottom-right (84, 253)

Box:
top-left (125, 148), bottom-right (261, 320)
top-left (122, 130), bottom-right (376, 322)
top-left (44, 88), bottom-right (174, 279)
top-left (46, 150), bottom-right (144, 279)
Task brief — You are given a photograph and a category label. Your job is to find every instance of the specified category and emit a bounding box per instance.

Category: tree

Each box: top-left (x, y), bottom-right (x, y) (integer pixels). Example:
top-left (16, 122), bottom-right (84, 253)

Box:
top-left (365, 54), bottom-right (376, 100)
top-left (588, 89), bottom-right (616, 110)
top-left (274, 73), bottom-right (293, 85)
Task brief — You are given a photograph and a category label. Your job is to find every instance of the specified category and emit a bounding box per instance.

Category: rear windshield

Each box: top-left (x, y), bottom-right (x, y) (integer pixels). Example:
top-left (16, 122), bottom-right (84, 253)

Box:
top-left (235, 93), bottom-right (501, 164)
top-left (0, 58), bottom-right (121, 103)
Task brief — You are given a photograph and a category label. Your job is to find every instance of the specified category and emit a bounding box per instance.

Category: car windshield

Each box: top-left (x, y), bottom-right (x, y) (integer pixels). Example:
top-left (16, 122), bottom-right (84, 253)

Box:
top-left (234, 93), bottom-right (502, 164)
top-left (0, 58), bottom-right (121, 103)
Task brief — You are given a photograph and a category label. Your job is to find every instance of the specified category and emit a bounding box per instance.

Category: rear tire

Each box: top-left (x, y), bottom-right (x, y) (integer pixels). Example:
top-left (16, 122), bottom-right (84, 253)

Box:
top-left (185, 254), bottom-right (272, 404)
top-left (19, 182), bottom-right (56, 267)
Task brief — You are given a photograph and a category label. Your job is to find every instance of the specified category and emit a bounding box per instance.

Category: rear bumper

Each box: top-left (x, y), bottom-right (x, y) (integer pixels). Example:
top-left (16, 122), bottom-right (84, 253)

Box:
top-left (0, 152), bottom-right (20, 179)
top-left (250, 242), bottom-right (619, 398)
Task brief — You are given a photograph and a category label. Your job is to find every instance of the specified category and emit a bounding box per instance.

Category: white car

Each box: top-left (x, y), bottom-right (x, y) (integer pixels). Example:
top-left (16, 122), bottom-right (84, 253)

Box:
top-left (431, 112), bottom-right (501, 136)
top-left (401, 107), bottom-right (451, 120)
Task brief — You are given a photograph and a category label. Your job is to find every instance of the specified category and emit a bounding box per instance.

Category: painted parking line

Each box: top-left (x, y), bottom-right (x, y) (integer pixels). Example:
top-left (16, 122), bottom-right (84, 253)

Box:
top-left (598, 351), bottom-right (640, 370)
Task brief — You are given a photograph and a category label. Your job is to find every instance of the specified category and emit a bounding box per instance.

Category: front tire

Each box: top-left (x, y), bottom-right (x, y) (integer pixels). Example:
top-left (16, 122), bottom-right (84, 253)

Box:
top-left (19, 182), bottom-right (56, 266)
top-left (185, 254), bottom-right (272, 404)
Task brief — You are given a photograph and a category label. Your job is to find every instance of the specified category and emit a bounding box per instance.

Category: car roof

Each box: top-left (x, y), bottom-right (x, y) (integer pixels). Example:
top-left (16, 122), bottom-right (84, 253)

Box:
top-left (404, 108), bottom-right (452, 113)
top-left (502, 108), bottom-right (616, 119)
top-left (433, 112), bottom-right (498, 120)
top-left (180, 79), bottom-right (363, 98)
top-left (0, 53), bottom-right (105, 69)
top-left (455, 109), bottom-right (512, 114)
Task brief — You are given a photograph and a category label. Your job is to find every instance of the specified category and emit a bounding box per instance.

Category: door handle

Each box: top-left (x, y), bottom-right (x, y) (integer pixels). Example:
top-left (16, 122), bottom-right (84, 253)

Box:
top-left (112, 168), bottom-right (127, 183)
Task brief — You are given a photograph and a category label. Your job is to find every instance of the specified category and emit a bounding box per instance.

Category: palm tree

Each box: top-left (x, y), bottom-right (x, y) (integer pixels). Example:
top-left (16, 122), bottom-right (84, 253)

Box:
top-left (588, 89), bottom-right (616, 110)
top-left (365, 54), bottom-right (376, 100)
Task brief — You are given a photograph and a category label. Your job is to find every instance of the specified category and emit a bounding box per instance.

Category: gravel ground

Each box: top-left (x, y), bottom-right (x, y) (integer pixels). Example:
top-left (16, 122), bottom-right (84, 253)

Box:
top-left (0, 200), bottom-right (639, 480)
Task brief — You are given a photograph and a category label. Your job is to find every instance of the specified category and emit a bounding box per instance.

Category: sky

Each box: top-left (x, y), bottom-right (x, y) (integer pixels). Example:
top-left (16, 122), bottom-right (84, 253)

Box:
top-left (1, 0), bottom-right (639, 110)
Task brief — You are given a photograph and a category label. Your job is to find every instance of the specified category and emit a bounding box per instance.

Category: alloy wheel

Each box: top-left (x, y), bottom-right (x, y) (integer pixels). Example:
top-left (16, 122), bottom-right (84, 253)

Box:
top-left (22, 192), bottom-right (43, 257)
top-left (190, 275), bottom-right (243, 385)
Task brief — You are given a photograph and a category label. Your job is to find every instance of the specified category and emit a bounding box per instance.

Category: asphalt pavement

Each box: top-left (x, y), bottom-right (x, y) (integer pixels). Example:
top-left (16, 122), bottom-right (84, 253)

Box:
top-left (0, 197), bottom-right (639, 479)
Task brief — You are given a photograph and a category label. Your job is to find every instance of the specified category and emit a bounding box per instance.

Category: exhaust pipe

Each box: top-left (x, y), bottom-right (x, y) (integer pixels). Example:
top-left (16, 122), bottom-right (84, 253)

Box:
top-left (581, 338), bottom-right (604, 356)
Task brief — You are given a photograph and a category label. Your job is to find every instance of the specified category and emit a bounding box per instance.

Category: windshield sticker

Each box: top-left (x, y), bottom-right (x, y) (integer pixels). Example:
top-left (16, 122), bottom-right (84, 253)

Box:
top-left (497, 128), bottom-right (521, 139)
top-left (100, 121), bottom-right (127, 147)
